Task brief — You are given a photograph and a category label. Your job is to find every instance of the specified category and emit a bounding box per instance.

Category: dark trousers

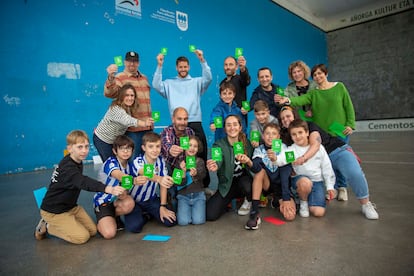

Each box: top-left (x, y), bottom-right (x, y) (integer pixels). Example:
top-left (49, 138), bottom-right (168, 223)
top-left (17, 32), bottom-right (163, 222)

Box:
top-left (206, 173), bottom-right (252, 221)
top-left (188, 122), bottom-right (210, 188)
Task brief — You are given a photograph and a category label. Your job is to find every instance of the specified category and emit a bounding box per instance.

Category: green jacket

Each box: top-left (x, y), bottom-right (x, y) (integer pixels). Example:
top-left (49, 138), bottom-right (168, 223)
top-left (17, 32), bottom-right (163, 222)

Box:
top-left (213, 137), bottom-right (253, 197)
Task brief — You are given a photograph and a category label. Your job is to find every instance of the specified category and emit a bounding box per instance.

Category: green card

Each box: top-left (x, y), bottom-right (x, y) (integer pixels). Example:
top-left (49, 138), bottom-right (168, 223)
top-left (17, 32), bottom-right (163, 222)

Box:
top-left (276, 87), bottom-right (285, 96)
top-left (189, 45), bottom-right (196, 52)
top-left (143, 164), bottom-right (154, 178)
top-left (250, 131), bottom-right (261, 143)
top-left (329, 121), bottom-right (346, 138)
top-left (121, 175), bottom-right (133, 190)
top-left (214, 116), bottom-right (223, 128)
top-left (172, 168), bottom-right (184, 185)
top-left (235, 47), bottom-right (243, 59)
top-left (233, 142), bottom-right (244, 155)
top-left (180, 136), bottom-right (190, 150)
top-left (272, 139), bottom-right (282, 153)
top-left (152, 111), bottom-right (160, 122)
top-left (160, 47), bottom-right (168, 55)
top-left (242, 101), bottom-right (250, 111)
top-left (285, 151), bottom-right (295, 163)
top-left (114, 55), bottom-right (123, 67)
top-left (211, 147), bottom-right (222, 162)
top-left (298, 109), bottom-right (313, 122)
top-left (186, 156), bottom-right (196, 169)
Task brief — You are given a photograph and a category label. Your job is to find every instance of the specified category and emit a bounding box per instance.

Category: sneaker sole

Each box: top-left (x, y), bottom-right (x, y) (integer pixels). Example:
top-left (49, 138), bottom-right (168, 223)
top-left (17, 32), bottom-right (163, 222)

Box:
top-left (244, 217), bottom-right (261, 230)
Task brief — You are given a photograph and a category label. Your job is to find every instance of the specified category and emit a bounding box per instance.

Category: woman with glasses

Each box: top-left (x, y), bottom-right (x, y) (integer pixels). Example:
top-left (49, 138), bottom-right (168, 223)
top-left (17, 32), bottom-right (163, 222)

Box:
top-left (93, 84), bottom-right (154, 162)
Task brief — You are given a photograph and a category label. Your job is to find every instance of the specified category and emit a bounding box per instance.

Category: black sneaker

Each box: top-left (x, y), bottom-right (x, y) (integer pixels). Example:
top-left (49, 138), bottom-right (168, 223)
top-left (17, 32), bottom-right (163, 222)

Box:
top-left (116, 217), bottom-right (125, 231)
top-left (244, 212), bottom-right (261, 230)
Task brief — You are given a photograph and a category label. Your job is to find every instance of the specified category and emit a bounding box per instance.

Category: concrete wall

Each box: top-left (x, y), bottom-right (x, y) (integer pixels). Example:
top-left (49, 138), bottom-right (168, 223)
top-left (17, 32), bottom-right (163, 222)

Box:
top-left (327, 9), bottom-right (414, 120)
top-left (0, 0), bottom-right (327, 174)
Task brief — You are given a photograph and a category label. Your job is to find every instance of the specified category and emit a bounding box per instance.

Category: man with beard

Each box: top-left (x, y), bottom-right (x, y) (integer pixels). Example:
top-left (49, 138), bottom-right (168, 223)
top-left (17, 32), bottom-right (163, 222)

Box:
top-left (152, 50), bottom-right (212, 188)
top-left (219, 56), bottom-right (251, 125)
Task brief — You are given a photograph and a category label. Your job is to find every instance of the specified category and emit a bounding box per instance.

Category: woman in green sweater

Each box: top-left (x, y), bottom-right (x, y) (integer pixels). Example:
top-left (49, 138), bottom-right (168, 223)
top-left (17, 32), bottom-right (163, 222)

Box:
top-left (276, 64), bottom-right (355, 144)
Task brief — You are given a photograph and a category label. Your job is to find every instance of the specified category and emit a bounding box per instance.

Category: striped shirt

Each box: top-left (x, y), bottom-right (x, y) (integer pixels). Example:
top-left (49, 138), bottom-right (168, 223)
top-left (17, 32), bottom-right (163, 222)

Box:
top-left (104, 70), bottom-right (152, 132)
top-left (93, 157), bottom-right (136, 207)
top-left (95, 105), bottom-right (138, 144)
top-left (130, 155), bottom-right (168, 202)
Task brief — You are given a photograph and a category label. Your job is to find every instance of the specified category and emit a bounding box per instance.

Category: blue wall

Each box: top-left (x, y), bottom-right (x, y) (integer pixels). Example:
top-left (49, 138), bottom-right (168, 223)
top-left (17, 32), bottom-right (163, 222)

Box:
top-left (0, 0), bottom-right (326, 174)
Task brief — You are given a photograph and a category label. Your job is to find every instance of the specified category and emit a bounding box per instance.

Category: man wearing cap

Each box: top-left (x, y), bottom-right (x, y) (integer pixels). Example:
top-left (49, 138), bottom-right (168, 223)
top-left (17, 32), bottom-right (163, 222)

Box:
top-left (152, 49), bottom-right (212, 188)
top-left (104, 51), bottom-right (152, 158)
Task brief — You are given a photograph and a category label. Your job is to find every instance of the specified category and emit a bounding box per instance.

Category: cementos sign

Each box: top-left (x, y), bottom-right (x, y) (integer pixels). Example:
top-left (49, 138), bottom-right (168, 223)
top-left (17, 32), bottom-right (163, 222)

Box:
top-left (356, 118), bottom-right (414, 132)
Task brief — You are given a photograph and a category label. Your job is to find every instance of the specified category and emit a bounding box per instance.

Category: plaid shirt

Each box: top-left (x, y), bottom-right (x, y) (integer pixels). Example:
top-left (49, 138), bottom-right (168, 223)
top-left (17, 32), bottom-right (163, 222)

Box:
top-left (160, 125), bottom-right (195, 170)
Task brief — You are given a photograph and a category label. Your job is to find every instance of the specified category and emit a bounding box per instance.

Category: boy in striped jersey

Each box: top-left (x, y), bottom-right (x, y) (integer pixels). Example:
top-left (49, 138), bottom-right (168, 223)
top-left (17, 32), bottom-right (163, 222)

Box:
top-left (93, 135), bottom-right (136, 239)
top-left (125, 132), bottom-right (177, 232)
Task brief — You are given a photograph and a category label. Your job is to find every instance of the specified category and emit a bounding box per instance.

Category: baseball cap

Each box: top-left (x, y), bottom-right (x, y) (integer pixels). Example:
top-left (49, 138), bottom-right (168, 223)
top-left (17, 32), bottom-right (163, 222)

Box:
top-left (125, 51), bottom-right (139, 62)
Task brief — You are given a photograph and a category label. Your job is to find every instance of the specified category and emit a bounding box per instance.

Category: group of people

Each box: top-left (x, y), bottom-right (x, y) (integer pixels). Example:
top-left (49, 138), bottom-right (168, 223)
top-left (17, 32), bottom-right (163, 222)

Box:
top-left (34, 50), bottom-right (379, 244)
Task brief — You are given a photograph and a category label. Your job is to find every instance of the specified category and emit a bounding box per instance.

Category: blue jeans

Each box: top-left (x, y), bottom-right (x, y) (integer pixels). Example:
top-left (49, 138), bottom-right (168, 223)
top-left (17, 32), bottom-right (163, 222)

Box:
top-left (126, 130), bottom-right (150, 159)
top-left (291, 176), bottom-right (326, 207)
top-left (329, 145), bottom-right (369, 199)
top-left (124, 198), bottom-right (176, 233)
top-left (93, 133), bottom-right (113, 162)
top-left (176, 191), bottom-right (206, 226)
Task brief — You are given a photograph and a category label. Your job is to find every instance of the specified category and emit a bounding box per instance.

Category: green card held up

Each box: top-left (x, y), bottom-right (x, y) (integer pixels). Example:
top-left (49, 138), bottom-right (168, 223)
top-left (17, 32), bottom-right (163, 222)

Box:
top-left (180, 136), bottom-right (190, 150)
top-left (121, 175), bottom-right (133, 189)
top-left (211, 147), bottom-right (222, 162)
top-left (186, 156), bottom-right (196, 169)
top-left (214, 116), bottom-right (223, 128)
top-left (285, 151), bottom-right (295, 163)
top-left (160, 47), bottom-right (168, 55)
top-left (172, 168), bottom-right (184, 184)
top-left (152, 111), bottom-right (160, 122)
top-left (143, 164), bottom-right (154, 178)
top-left (233, 142), bottom-right (244, 155)
top-left (242, 101), bottom-right (250, 111)
top-left (329, 121), bottom-right (346, 138)
top-left (272, 139), bottom-right (282, 153)
top-left (114, 55), bottom-right (123, 66)
top-left (235, 47), bottom-right (243, 59)
top-left (250, 131), bottom-right (261, 142)
top-left (276, 87), bottom-right (285, 96)
top-left (189, 45), bottom-right (196, 52)
top-left (298, 109), bottom-right (313, 122)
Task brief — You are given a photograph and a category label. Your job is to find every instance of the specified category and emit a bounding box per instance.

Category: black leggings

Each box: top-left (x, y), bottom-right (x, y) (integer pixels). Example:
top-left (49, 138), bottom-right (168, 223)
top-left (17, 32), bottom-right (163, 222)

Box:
top-left (206, 173), bottom-right (252, 221)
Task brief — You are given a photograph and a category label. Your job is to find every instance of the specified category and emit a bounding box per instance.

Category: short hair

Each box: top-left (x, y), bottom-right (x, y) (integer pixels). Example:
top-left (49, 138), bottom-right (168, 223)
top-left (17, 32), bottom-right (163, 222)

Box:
top-left (288, 119), bottom-right (309, 133)
top-left (253, 100), bottom-right (269, 112)
top-left (224, 56), bottom-right (237, 64)
top-left (288, 60), bottom-right (311, 80)
top-left (142, 132), bottom-right (161, 146)
top-left (219, 82), bottom-right (236, 95)
top-left (263, 122), bottom-right (280, 133)
top-left (66, 130), bottom-right (89, 145)
top-left (176, 56), bottom-right (189, 65)
top-left (311, 64), bottom-right (328, 77)
top-left (113, 135), bottom-right (134, 152)
top-left (257, 67), bottom-right (272, 77)
top-left (189, 135), bottom-right (203, 153)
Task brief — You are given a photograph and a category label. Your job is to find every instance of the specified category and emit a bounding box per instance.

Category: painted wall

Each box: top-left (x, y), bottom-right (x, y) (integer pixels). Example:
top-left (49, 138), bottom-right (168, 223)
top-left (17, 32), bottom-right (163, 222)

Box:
top-left (0, 0), bottom-right (326, 174)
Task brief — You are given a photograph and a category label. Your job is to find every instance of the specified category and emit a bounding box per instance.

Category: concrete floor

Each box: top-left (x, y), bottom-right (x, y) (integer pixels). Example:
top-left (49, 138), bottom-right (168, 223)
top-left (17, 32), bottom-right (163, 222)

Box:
top-left (1, 131), bottom-right (414, 275)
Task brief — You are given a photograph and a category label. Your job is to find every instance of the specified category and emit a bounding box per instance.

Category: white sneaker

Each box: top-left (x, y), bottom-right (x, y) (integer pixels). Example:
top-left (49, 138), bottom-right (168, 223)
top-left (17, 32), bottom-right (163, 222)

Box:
top-left (299, 200), bottom-right (309, 217)
top-left (362, 202), bottom-right (379, 220)
top-left (338, 187), bottom-right (348, 201)
top-left (237, 198), bottom-right (251, 216)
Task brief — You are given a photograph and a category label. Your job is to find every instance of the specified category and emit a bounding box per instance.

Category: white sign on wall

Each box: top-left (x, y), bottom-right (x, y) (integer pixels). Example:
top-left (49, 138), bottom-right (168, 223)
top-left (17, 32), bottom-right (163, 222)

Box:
top-left (356, 118), bottom-right (414, 132)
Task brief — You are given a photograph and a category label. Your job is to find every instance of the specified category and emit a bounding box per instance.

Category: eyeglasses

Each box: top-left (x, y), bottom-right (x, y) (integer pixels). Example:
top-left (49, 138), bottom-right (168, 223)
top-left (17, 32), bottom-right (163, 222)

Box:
top-left (119, 146), bottom-right (133, 152)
